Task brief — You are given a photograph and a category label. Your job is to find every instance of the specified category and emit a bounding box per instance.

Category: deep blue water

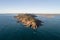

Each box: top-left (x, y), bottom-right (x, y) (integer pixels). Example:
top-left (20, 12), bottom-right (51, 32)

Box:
top-left (0, 14), bottom-right (60, 40)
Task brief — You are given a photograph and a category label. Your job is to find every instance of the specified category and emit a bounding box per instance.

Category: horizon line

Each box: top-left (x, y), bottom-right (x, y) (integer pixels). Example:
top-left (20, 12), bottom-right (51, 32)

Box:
top-left (0, 13), bottom-right (60, 14)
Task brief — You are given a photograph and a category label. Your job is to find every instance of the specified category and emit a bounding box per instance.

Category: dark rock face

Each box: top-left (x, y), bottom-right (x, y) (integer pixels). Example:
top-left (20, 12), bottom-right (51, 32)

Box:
top-left (14, 14), bottom-right (43, 29)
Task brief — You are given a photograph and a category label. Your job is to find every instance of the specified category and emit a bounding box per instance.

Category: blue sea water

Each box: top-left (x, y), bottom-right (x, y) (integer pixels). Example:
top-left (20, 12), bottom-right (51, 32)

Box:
top-left (0, 14), bottom-right (60, 40)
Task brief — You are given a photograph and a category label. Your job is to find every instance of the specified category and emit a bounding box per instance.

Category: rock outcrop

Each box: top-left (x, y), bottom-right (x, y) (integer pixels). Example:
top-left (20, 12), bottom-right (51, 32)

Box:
top-left (14, 14), bottom-right (43, 29)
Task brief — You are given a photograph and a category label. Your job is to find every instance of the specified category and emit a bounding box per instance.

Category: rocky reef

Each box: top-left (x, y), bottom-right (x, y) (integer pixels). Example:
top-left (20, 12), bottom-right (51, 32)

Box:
top-left (14, 14), bottom-right (43, 29)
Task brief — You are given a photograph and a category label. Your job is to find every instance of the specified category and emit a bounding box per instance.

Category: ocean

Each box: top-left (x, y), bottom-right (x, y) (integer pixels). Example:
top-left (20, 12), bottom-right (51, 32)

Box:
top-left (0, 14), bottom-right (60, 40)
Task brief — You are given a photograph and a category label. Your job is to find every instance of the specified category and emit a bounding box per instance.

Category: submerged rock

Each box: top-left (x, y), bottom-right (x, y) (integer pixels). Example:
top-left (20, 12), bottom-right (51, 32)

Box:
top-left (14, 14), bottom-right (43, 29)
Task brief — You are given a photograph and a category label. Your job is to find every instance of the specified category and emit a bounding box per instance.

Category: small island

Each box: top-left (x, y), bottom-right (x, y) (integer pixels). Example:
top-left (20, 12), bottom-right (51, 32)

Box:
top-left (14, 14), bottom-right (43, 29)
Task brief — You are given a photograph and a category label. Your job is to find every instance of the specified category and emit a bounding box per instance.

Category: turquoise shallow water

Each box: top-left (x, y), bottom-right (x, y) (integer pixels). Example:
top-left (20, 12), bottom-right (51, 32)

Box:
top-left (0, 14), bottom-right (60, 40)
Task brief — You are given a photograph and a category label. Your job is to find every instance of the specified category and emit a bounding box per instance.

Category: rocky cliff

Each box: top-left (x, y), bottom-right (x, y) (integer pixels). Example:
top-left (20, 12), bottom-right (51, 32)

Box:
top-left (14, 14), bottom-right (43, 29)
